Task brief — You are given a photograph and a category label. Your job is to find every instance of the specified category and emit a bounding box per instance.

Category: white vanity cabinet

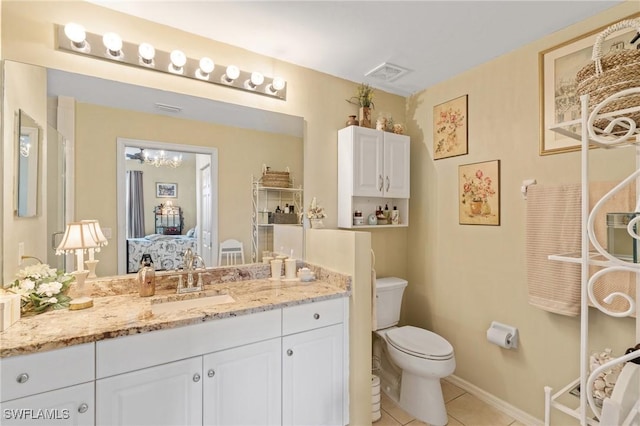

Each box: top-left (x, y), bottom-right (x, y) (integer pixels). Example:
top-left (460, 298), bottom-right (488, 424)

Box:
top-left (203, 337), bottom-right (281, 425)
top-left (282, 298), bottom-right (347, 426)
top-left (0, 383), bottom-right (94, 426)
top-left (0, 343), bottom-right (95, 426)
top-left (96, 357), bottom-right (203, 426)
top-left (338, 126), bottom-right (410, 228)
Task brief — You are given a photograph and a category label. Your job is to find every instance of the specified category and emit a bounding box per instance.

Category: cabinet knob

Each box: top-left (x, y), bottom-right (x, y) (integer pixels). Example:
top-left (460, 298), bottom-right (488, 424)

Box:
top-left (313, 313), bottom-right (320, 320)
top-left (78, 403), bottom-right (89, 414)
top-left (208, 369), bottom-right (215, 378)
top-left (16, 373), bottom-right (29, 384)
top-left (193, 373), bottom-right (201, 382)
top-left (287, 349), bottom-right (293, 356)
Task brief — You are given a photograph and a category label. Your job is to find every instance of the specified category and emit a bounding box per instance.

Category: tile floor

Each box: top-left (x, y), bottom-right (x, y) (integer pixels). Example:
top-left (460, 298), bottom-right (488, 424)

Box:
top-left (375, 379), bottom-right (527, 426)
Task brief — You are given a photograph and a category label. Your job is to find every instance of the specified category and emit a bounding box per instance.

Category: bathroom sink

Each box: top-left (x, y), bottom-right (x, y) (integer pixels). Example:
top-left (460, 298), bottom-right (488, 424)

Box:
top-left (150, 291), bottom-right (235, 315)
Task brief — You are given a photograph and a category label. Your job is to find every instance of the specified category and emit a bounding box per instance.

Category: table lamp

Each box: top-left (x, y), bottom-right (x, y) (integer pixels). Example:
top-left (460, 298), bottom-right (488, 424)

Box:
top-left (56, 222), bottom-right (98, 310)
top-left (81, 220), bottom-right (108, 278)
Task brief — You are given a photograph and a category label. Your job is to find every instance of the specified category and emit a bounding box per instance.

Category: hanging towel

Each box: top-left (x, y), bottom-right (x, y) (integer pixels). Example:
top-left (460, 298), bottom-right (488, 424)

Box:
top-left (526, 184), bottom-right (582, 316)
top-left (526, 182), bottom-right (637, 316)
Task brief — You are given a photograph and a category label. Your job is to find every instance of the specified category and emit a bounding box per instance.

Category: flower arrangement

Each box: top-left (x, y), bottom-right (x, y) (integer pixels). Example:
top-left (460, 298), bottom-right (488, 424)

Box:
top-left (306, 197), bottom-right (327, 220)
top-left (7, 263), bottom-right (74, 315)
top-left (461, 169), bottom-right (496, 204)
top-left (434, 106), bottom-right (465, 154)
top-left (348, 83), bottom-right (375, 108)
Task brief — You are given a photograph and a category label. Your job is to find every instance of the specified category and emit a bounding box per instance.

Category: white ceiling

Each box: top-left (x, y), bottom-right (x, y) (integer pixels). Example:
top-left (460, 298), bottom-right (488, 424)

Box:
top-left (88, 0), bottom-right (626, 96)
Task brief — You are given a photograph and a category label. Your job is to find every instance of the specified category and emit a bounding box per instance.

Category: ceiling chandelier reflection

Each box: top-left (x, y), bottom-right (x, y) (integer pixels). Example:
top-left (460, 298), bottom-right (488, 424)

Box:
top-left (19, 135), bottom-right (31, 158)
top-left (144, 150), bottom-right (182, 168)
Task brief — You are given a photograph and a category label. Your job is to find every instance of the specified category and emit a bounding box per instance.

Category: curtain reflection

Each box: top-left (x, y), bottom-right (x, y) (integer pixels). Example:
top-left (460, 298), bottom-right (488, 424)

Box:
top-left (126, 170), bottom-right (145, 238)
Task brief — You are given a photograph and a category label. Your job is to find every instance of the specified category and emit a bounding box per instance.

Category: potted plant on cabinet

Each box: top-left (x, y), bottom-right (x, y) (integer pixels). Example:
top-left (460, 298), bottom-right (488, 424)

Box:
top-left (348, 83), bottom-right (374, 128)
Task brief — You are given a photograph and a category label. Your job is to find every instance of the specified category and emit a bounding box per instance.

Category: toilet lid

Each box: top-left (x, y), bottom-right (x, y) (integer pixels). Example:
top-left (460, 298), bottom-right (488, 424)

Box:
top-left (386, 326), bottom-right (454, 360)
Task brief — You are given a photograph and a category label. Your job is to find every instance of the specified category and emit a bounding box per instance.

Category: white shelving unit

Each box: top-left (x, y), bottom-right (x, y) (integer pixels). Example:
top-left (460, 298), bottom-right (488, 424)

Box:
top-left (337, 126), bottom-right (410, 229)
top-left (251, 177), bottom-right (302, 262)
top-left (545, 88), bottom-right (640, 426)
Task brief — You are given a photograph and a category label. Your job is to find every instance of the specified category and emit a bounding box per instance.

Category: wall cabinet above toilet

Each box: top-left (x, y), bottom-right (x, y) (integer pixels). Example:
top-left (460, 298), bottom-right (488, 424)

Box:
top-left (337, 126), bottom-right (410, 229)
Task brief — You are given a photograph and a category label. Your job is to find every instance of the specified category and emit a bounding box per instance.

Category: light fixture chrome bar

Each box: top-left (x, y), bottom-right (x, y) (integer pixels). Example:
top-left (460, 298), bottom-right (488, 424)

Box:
top-left (55, 24), bottom-right (287, 100)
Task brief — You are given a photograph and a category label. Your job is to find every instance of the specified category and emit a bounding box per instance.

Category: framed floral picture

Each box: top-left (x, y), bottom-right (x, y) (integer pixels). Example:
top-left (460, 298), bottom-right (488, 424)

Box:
top-left (459, 160), bottom-right (500, 226)
top-left (433, 94), bottom-right (468, 160)
top-left (538, 12), bottom-right (639, 155)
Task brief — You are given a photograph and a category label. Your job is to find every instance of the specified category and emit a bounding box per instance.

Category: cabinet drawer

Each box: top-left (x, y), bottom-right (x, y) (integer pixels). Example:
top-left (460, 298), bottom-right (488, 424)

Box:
top-left (97, 309), bottom-right (281, 378)
top-left (282, 298), bottom-right (344, 335)
top-left (1, 343), bottom-right (95, 402)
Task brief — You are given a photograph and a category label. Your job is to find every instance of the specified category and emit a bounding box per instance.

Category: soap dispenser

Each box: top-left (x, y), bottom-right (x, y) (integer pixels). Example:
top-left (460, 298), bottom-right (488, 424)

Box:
top-left (138, 254), bottom-right (156, 297)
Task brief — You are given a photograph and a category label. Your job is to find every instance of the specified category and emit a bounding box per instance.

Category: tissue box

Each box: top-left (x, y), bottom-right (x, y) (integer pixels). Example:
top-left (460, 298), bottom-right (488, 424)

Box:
top-left (0, 292), bottom-right (21, 331)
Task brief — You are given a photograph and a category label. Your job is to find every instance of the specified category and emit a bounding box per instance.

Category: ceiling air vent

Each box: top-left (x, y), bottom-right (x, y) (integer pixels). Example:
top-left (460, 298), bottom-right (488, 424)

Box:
top-left (365, 63), bottom-right (410, 83)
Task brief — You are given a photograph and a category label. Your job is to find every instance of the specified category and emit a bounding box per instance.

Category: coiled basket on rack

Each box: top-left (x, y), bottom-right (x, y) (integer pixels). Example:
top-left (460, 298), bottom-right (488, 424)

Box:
top-left (575, 18), bottom-right (640, 132)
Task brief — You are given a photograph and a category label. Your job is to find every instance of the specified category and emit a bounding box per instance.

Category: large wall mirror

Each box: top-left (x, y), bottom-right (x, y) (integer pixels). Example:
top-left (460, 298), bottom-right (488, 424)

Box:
top-left (3, 61), bottom-right (304, 278)
top-left (16, 109), bottom-right (41, 217)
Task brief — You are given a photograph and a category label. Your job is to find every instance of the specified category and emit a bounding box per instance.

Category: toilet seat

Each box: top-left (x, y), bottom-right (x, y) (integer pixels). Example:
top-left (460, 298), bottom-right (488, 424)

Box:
top-left (386, 326), bottom-right (454, 361)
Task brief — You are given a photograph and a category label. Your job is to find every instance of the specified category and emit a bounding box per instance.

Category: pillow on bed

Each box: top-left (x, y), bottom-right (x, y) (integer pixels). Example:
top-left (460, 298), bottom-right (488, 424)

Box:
top-left (186, 228), bottom-right (196, 238)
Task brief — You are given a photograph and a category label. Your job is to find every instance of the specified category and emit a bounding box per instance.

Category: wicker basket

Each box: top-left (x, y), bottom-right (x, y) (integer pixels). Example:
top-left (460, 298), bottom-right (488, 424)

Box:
top-left (575, 19), bottom-right (640, 132)
top-left (260, 165), bottom-right (291, 188)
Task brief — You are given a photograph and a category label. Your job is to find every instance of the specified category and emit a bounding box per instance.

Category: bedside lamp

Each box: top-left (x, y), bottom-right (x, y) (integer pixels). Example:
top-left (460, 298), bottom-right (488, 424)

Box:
top-left (56, 222), bottom-right (98, 310)
top-left (81, 220), bottom-right (108, 278)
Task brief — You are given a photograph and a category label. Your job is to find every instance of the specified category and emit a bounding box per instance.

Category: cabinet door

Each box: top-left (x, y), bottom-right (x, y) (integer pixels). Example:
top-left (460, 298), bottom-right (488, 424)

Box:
top-left (352, 128), bottom-right (384, 197)
top-left (0, 382), bottom-right (94, 426)
top-left (282, 324), bottom-right (344, 426)
top-left (96, 357), bottom-right (202, 426)
top-left (203, 338), bottom-right (281, 426)
top-left (383, 133), bottom-right (410, 198)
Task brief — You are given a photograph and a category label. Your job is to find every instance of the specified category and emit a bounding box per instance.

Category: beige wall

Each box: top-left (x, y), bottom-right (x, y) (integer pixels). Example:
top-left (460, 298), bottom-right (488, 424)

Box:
top-left (405, 2), bottom-right (639, 423)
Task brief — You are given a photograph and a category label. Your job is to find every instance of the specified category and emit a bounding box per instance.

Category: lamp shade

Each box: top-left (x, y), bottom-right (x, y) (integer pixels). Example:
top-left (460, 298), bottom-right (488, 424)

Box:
top-left (81, 220), bottom-right (108, 247)
top-left (56, 222), bottom-right (99, 254)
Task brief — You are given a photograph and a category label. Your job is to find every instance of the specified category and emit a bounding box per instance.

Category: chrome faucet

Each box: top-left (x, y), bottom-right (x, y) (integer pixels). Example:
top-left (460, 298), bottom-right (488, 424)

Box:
top-left (175, 248), bottom-right (206, 294)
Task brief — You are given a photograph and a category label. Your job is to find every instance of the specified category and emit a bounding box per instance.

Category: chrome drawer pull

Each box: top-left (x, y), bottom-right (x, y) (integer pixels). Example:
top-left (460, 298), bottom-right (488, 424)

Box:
top-left (208, 369), bottom-right (215, 378)
top-left (287, 349), bottom-right (293, 356)
top-left (193, 373), bottom-right (201, 382)
top-left (313, 313), bottom-right (320, 320)
top-left (78, 403), bottom-right (89, 414)
top-left (16, 373), bottom-right (29, 384)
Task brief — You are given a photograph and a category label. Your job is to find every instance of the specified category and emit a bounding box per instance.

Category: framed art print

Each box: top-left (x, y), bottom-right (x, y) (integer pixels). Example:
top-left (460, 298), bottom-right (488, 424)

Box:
top-left (156, 182), bottom-right (177, 198)
top-left (459, 160), bottom-right (500, 226)
top-left (538, 12), bottom-right (639, 155)
top-left (433, 95), bottom-right (468, 160)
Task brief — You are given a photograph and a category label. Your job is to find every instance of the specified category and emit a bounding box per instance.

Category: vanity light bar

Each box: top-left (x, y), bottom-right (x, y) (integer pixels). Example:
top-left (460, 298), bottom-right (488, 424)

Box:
top-left (55, 24), bottom-right (287, 100)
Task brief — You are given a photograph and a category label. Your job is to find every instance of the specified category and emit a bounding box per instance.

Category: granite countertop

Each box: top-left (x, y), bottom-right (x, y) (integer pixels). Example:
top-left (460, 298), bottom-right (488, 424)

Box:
top-left (0, 263), bottom-right (351, 358)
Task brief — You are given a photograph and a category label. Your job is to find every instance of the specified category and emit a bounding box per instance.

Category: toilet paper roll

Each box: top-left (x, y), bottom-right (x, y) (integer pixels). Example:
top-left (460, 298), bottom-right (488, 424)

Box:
top-left (486, 326), bottom-right (513, 349)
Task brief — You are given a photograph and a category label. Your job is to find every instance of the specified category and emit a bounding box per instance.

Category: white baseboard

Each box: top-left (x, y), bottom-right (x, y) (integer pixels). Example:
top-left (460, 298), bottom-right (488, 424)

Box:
top-left (446, 375), bottom-right (544, 426)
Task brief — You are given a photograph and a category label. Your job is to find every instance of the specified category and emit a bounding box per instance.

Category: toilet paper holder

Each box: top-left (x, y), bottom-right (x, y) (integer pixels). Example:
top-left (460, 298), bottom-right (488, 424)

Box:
top-left (487, 321), bottom-right (519, 349)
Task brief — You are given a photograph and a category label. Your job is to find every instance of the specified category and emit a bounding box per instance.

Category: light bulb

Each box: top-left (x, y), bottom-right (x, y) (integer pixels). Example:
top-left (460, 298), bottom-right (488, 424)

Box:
top-left (271, 77), bottom-right (286, 91)
top-left (64, 23), bottom-right (88, 51)
top-left (267, 77), bottom-right (286, 94)
top-left (102, 32), bottom-right (123, 57)
top-left (221, 65), bottom-right (240, 83)
top-left (199, 57), bottom-right (214, 74)
top-left (64, 23), bottom-right (86, 44)
top-left (196, 57), bottom-right (214, 80)
top-left (138, 43), bottom-right (155, 65)
top-left (169, 49), bottom-right (186, 74)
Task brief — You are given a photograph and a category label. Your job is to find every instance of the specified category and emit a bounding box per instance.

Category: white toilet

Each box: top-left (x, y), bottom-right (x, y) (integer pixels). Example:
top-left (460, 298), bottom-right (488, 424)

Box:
top-left (373, 277), bottom-right (455, 426)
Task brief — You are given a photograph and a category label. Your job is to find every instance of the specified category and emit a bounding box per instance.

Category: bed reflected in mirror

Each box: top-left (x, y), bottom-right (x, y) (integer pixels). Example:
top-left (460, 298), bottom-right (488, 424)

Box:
top-left (16, 109), bottom-right (41, 217)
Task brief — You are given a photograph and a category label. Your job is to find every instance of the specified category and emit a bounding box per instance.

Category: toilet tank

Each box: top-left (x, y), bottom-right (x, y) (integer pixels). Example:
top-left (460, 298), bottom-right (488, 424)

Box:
top-left (375, 277), bottom-right (408, 330)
